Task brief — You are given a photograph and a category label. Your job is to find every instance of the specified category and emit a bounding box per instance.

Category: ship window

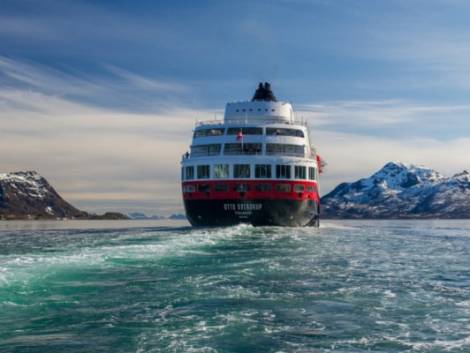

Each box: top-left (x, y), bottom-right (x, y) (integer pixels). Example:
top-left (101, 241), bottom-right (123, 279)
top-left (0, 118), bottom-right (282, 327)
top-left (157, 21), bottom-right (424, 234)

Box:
top-left (234, 164), bottom-right (251, 178)
top-left (295, 166), bottom-right (307, 179)
top-left (224, 143), bottom-right (242, 155)
top-left (227, 127), bottom-right (263, 135)
top-left (185, 166), bottom-right (194, 180)
top-left (198, 183), bottom-right (211, 192)
top-left (266, 128), bottom-right (304, 138)
top-left (267, 144), bottom-right (304, 157)
top-left (255, 164), bottom-right (272, 178)
top-left (276, 165), bottom-right (291, 179)
top-left (224, 143), bottom-right (262, 155)
top-left (183, 184), bottom-right (196, 193)
top-left (276, 184), bottom-right (291, 192)
top-left (191, 144), bottom-right (221, 157)
top-left (235, 183), bottom-right (250, 192)
top-left (213, 164), bottom-right (229, 178)
top-left (215, 183), bottom-right (229, 192)
top-left (193, 128), bottom-right (225, 137)
top-left (307, 185), bottom-right (315, 192)
top-left (197, 165), bottom-right (210, 179)
top-left (255, 183), bottom-right (272, 192)
top-left (308, 167), bottom-right (317, 180)
top-left (294, 184), bottom-right (305, 192)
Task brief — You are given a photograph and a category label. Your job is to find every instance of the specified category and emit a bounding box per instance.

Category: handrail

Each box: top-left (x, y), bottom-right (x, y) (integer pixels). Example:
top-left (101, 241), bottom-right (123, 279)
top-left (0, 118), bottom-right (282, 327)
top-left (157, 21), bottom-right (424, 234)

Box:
top-left (195, 118), bottom-right (308, 128)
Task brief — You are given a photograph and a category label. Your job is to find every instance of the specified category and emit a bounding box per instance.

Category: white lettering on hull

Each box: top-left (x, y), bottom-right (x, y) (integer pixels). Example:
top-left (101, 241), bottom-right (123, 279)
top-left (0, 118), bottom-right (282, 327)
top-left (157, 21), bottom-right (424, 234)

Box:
top-left (224, 203), bottom-right (263, 211)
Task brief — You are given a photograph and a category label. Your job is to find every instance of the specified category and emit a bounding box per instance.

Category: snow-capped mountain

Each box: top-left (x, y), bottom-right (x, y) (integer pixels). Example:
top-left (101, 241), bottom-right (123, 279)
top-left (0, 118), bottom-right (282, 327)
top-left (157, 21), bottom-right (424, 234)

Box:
top-left (0, 171), bottom-right (127, 220)
top-left (321, 162), bottom-right (470, 219)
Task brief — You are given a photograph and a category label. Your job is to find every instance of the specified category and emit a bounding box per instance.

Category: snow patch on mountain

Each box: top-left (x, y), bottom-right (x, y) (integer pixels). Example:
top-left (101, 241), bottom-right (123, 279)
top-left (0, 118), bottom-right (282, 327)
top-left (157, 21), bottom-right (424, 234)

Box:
top-left (1, 171), bottom-right (129, 220)
top-left (321, 162), bottom-right (470, 219)
top-left (0, 171), bottom-right (48, 199)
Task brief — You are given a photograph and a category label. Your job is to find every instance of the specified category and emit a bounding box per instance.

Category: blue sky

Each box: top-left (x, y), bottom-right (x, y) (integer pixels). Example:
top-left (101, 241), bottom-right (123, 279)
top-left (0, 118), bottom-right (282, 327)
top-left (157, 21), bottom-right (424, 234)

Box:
top-left (2, 0), bottom-right (470, 214)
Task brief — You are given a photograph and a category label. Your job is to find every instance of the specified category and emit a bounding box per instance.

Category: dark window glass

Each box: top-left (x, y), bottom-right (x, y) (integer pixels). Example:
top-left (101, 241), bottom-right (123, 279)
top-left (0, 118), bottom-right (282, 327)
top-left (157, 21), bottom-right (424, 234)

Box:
top-left (275, 184), bottom-right (291, 192)
top-left (294, 184), bottom-right (305, 192)
top-left (242, 143), bottom-right (262, 155)
top-left (308, 167), bottom-right (317, 180)
top-left (215, 183), bottom-right (229, 192)
top-left (266, 128), bottom-right (304, 137)
top-left (255, 164), bottom-right (272, 178)
top-left (295, 166), bottom-right (307, 179)
top-left (224, 143), bottom-right (262, 155)
top-left (234, 164), bottom-right (251, 178)
top-left (185, 166), bottom-right (194, 180)
top-left (266, 144), bottom-right (304, 157)
top-left (198, 184), bottom-right (211, 192)
top-left (255, 183), bottom-right (272, 192)
top-left (193, 128), bottom-right (225, 137)
top-left (307, 186), bottom-right (315, 192)
top-left (227, 127), bottom-right (263, 135)
top-left (223, 143), bottom-right (242, 155)
top-left (197, 165), bottom-right (210, 179)
top-left (191, 144), bottom-right (221, 157)
top-left (276, 165), bottom-right (291, 179)
top-left (183, 184), bottom-right (196, 193)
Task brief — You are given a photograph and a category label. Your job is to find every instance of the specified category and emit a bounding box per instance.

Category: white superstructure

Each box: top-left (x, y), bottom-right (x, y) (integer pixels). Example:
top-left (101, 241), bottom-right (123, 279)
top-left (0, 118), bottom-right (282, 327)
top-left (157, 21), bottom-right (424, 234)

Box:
top-left (181, 82), bottom-right (322, 227)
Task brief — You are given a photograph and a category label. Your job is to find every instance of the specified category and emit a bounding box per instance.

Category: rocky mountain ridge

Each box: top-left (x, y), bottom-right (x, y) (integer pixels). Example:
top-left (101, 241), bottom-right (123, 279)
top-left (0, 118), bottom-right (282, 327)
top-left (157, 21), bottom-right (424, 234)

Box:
top-left (321, 162), bottom-right (470, 219)
top-left (0, 171), bottom-right (128, 220)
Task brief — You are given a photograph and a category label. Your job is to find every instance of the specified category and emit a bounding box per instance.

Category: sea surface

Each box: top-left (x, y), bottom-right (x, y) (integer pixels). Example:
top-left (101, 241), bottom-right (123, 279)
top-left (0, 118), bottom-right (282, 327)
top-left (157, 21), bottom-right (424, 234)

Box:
top-left (0, 220), bottom-right (469, 353)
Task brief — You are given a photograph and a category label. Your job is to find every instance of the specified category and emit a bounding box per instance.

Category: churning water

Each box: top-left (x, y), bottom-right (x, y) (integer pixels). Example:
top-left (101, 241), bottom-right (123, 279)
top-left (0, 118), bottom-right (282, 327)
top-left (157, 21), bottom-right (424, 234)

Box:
top-left (0, 220), bottom-right (469, 353)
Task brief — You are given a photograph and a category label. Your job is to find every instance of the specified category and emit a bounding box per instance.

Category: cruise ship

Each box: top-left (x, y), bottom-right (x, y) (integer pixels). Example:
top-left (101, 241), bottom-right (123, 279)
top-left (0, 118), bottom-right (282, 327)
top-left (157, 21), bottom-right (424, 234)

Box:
top-left (181, 83), bottom-right (323, 227)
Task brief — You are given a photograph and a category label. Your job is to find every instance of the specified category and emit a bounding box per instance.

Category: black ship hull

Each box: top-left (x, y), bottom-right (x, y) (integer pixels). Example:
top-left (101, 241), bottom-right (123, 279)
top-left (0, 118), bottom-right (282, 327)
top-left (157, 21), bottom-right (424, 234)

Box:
top-left (184, 199), bottom-right (320, 227)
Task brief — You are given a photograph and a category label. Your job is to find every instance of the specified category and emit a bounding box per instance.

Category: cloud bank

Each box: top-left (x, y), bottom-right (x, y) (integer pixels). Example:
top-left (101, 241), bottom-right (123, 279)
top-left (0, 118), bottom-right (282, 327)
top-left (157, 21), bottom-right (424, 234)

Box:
top-left (2, 57), bottom-right (470, 215)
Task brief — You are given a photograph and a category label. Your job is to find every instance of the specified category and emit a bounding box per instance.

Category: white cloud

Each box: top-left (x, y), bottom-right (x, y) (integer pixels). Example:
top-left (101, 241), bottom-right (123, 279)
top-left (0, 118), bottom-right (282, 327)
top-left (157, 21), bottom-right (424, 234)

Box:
top-left (300, 100), bottom-right (470, 129)
top-left (313, 130), bottom-right (470, 194)
top-left (2, 57), bottom-right (470, 215)
top-left (0, 90), bottom-right (198, 215)
top-left (105, 65), bottom-right (187, 93)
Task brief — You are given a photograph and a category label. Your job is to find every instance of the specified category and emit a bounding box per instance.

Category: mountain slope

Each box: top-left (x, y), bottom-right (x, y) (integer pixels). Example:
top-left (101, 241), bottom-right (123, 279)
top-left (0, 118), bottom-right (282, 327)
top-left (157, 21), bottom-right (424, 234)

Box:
top-left (321, 162), bottom-right (470, 219)
top-left (0, 171), bottom-right (127, 220)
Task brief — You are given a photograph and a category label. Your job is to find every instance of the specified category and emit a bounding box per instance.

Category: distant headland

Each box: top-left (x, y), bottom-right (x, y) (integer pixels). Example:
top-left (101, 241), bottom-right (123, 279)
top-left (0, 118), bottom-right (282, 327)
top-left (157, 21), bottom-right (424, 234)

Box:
top-left (4, 164), bottom-right (469, 221)
top-left (0, 171), bottom-right (129, 220)
top-left (321, 162), bottom-right (470, 219)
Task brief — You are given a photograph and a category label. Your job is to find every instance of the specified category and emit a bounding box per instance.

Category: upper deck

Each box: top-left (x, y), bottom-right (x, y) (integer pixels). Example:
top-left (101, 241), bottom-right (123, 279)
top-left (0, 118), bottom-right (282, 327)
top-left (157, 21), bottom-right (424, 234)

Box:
top-left (180, 83), bottom-right (323, 183)
top-left (183, 82), bottom-right (317, 163)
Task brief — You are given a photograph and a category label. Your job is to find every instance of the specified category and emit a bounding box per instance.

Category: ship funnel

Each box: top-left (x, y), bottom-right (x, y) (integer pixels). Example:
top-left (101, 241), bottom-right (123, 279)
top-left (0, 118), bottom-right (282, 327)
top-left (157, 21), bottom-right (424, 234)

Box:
top-left (252, 82), bottom-right (277, 102)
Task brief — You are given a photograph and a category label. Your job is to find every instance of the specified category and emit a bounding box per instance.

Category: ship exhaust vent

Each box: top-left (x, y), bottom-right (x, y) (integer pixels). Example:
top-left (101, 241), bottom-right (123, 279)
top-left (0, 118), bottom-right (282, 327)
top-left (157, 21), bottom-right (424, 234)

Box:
top-left (252, 82), bottom-right (277, 102)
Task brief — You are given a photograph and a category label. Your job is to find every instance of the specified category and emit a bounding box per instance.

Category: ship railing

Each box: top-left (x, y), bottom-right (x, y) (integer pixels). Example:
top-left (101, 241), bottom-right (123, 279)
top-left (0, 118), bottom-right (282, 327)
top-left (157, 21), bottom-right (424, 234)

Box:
top-left (195, 118), bottom-right (309, 127)
top-left (181, 151), bottom-right (307, 161)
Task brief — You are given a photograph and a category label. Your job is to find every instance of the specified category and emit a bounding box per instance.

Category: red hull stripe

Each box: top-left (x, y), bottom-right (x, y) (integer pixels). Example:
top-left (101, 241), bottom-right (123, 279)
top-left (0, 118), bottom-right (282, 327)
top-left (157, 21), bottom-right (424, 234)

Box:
top-left (182, 180), bottom-right (320, 202)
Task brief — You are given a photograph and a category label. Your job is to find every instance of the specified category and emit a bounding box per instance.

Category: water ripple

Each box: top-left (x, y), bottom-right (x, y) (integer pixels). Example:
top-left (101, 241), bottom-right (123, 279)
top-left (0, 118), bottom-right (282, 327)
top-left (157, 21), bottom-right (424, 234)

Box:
top-left (0, 220), bottom-right (469, 352)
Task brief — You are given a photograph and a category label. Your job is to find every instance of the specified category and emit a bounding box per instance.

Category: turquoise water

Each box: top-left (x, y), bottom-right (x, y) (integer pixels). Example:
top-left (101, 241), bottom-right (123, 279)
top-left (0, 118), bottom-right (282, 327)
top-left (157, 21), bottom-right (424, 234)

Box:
top-left (1, 220), bottom-right (469, 353)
